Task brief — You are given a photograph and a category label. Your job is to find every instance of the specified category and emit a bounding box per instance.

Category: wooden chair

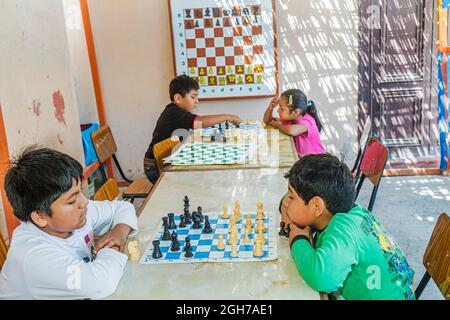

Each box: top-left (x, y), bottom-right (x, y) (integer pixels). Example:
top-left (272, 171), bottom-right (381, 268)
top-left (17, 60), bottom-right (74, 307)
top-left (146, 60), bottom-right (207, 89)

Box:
top-left (91, 125), bottom-right (153, 203)
top-left (0, 233), bottom-right (9, 270)
top-left (93, 178), bottom-right (120, 201)
top-left (354, 137), bottom-right (388, 212)
top-left (153, 136), bottom-right (180, 172)
top-left (415, 213), bottom-right (450, 300)
top-left (351, 118), bottom-right (372, 185)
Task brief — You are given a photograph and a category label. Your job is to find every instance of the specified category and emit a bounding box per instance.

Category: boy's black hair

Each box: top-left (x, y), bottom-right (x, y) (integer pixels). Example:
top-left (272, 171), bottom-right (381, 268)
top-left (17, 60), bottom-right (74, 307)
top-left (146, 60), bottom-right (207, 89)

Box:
top-left (169, 75), bottom-right (200, 101)
top-left (284, 153), bottom-right (355, 214)
top-left (281, 89), bottom-right (323, 132)
top-left (4, 146), bottom-right (83, 222)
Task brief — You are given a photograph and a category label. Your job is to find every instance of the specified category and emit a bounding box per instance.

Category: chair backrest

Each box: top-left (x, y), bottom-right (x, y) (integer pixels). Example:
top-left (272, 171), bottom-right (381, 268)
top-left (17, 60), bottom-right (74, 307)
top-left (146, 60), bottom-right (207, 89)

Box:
top-left (355, 137), bottom-right (388, 212)
top-left (93, 178), bottom-right (120, 201)
top-left (359, 137), bottom-right (388, 187)
top-left (0, 233), bottom-right (8, 270)
top-left (91, 126), bottom-right (117, 164)
top-left (422, 213), bottom-right (450, 299)
top-left (153, 136), bottom-right (180, 172)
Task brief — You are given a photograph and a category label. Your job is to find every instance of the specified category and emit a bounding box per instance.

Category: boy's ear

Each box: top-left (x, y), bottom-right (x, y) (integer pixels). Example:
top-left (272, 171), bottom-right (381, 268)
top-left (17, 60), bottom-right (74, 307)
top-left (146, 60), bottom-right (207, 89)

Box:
top-left (173, 93), bottom-right (182, 104)
top-left (311, 196), bottom-right (325, 218)
top-left (31, 211), bottom-right (49, 228)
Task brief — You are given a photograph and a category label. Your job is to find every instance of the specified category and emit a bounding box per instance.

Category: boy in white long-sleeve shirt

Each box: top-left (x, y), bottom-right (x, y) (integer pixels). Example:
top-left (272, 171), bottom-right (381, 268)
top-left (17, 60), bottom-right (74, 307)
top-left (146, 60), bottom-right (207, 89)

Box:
top-left (0, 147), bottom-right (138, 299)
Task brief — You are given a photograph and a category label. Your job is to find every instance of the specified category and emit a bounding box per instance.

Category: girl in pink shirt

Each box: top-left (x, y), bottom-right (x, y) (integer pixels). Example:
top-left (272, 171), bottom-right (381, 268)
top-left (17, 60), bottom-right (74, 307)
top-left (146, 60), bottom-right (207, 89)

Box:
top-left (263, 89), bottom-right (325, 156)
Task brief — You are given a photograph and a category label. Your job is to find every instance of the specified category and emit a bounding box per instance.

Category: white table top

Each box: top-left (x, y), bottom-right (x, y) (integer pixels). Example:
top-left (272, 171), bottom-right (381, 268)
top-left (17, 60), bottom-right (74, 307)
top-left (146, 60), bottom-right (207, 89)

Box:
top-left (107, 169), bottom-right (320, 300)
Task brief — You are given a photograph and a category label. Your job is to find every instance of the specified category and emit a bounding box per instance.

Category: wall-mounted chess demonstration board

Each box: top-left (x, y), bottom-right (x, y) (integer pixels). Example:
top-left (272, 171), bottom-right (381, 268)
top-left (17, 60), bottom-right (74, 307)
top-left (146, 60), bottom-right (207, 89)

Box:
top-left (169, 0), bottom-right (278, 100)
top-left (140, 211), bottom-right (278, 264)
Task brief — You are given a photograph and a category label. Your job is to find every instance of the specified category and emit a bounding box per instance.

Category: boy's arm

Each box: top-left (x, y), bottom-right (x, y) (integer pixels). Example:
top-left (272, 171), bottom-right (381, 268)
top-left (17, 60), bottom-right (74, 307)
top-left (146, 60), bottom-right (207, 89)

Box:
top-left (88, 200), bottom-right (138, 237)
top-left (289, 222), bottom-right (358, 293)
top-left (194, 114), bottom-right (242, 128)
top-left (23, 245), bottom-right (127, 299)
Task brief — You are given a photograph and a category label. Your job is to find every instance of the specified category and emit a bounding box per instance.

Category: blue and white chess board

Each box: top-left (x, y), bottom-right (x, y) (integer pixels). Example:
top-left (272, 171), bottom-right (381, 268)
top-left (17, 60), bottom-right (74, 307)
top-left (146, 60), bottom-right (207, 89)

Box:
top-left (140, 211), bottom-right (278, 264)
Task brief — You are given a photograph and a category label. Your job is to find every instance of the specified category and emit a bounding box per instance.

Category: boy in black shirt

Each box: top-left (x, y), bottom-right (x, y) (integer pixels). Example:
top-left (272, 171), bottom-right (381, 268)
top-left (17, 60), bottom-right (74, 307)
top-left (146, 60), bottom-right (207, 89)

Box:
top-left (144, 75), bottom-right (242, 182)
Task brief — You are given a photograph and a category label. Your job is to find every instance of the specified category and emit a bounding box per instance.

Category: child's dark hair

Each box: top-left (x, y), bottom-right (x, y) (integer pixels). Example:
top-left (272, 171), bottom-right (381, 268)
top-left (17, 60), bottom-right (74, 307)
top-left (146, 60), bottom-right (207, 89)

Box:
top-left (169, 75), bottom-right (200, 101)
top-left (281, 89), bottom-right (323, 132)
top-left (4, 146), bottom-right (83, 222)
top-left (284, 153), bottom-right (355, 214)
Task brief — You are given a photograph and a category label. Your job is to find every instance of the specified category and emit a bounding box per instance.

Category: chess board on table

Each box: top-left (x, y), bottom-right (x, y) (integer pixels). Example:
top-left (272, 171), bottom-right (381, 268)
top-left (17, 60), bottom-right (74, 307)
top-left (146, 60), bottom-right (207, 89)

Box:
top-left (169, 0), bottom-right (278, 99)
top-left (165, 142), bottom-right (253, 165)
top-left (140, 211), bottom-right (278, 264)
top-left (201, 121), bottom-right (265, 137)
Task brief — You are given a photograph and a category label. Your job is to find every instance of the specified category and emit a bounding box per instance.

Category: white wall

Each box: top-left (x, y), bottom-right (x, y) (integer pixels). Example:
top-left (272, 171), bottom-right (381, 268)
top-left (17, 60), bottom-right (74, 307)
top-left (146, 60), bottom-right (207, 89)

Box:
top-left (67, 0), bottom-right (359, 178)
top-left (0, 0), bottom-right (85, 237)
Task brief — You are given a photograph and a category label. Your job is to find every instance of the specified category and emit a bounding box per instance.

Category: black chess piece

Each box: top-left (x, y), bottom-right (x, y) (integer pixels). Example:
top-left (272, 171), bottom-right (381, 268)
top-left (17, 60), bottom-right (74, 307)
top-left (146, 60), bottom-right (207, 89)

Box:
top-left (218, 123), bottom-right (222, 131)
top-left (279, 221), bottom-right (287, 237)
top-left (197, 206), bottom-right (204, 222)
top-left (192, 211), bottom-right (202, 229)
top-left (168, 213), bottom-right (177, 229)
top-left (179, 215), bottom-right (186, 228)
top-left (162, 216), bottom-right (169, 228)
top-left (162, 225), bottom-right (171, 241)
top-left (184, 208), bottom-right (192, 224)
top-left (285, 224), bottom-right (291, 238)
top-left (184, 237), bottom-right (193, 258)
top-left (225, 121), bottom-right (229, 129)
top-left (210, 134), bottom-right (216, 142)
top-left (152, 240), bottom-right (162, 259)
top-left (170, 231), bottom-right (180, 251)
top-left (184, 195), bottom-right (189, 206)
top-left (203, 215), bottom-right (212, 233)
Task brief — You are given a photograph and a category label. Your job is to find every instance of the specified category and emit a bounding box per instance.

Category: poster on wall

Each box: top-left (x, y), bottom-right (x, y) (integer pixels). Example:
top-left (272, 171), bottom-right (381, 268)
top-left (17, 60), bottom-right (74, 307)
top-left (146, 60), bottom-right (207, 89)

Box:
top-left (169, 0), bottom-right (278, 100)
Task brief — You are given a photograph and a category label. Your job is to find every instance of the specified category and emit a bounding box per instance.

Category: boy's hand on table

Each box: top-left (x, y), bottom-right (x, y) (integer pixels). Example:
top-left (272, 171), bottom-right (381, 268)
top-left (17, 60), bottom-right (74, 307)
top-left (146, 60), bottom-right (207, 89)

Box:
top-left (289, 224), bottom-right (313, 246)
top-left (228, 115), bottom-right (242, 125)
top-left (94, 224), bottom-right (132, 254)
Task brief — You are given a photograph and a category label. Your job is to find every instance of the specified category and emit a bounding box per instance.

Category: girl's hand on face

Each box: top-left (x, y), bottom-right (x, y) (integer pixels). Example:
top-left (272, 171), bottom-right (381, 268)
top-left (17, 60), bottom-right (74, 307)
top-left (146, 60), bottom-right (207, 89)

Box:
top-left (268, 96), bottom-right (279, 109)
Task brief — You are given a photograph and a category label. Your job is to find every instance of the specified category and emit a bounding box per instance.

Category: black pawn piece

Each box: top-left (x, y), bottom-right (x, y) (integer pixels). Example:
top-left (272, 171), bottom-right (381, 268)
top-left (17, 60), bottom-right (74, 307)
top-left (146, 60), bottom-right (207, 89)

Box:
top-left (179, 215), bottom-right (186, 228)
top-left (192, 212), bottom-right (202, 229)
top-left (285, 224), bottom-right (291, 238)
top-left (184, 238), bottom-right (193, 258)
top-left (279, 221), bottom-right (287, 237)
top-left (162, 225), bottom-right (171, 240)
top-left (211, 134), bottom-right (216, 142)
top-left (225, 121), bottom-right (229, 129)
top-left (219, 123), bottom-right (222, 131)
top-left (184, 195), bottom-right (190, 206)
top-left (203, 215), bottom-right (212, 233)
top-left (170, 231), bottom-right (180, 251)
top-left (152, 240), bottom-right (162, 259)
top-left (197, 206), bottom-right (204, 222)
top-left (168, 213), bottom-right (177, 229)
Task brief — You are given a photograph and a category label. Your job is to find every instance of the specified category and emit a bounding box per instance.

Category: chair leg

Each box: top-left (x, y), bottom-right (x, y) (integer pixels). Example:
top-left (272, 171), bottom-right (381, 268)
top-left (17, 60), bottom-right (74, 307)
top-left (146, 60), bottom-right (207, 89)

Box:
top-left (99, 164), bottom-right (108, 184)
top-left (415, 271), bottom-right (431, 299)
top-left (112, 155), bottom-right (133, 183)
top-left (368, 186), bottom-right (379, 212)
top-left (355, 175), bottom-right (365, 201)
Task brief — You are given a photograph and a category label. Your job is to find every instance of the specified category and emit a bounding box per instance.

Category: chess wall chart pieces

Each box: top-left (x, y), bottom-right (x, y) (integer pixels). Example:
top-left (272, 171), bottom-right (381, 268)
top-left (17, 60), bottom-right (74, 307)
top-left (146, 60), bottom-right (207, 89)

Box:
top-left (140, 198), bottom-right (277, 264)
top-left (169, 0), bottom-right (278, 99)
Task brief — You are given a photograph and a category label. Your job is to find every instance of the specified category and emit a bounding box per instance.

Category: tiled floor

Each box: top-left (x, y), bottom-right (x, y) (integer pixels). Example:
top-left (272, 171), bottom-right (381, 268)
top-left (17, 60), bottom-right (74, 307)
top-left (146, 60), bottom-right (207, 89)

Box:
top-left (356, 175), bottom-right (448, 300)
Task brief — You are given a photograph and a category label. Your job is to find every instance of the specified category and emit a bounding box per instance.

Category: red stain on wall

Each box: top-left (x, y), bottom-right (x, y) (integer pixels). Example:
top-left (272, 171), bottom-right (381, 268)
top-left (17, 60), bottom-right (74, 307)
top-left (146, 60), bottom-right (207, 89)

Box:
top-left (52, 90), bottom-right (66, 126)
top-left (30, 99), bottom-right (41, 117)
top-left (57, 134), bottom-right (64, 145)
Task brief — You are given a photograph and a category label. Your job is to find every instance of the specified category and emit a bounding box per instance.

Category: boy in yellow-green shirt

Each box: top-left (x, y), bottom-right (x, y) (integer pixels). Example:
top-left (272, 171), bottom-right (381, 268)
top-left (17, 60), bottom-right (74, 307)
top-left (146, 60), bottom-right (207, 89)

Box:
top-left (281, 154), bottom-right (415, 300)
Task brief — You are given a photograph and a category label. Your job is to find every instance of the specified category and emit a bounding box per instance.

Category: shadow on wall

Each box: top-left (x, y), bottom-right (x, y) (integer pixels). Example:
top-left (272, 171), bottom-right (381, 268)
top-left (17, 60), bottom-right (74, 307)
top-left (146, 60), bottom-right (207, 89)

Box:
top-left (277, 0), bottom-right (359, 165)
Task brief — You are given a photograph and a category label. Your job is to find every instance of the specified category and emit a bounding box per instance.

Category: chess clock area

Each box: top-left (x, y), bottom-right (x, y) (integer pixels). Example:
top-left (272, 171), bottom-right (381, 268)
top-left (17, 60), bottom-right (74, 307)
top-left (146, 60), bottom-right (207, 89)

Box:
top-left (106, 169), bottom-right (320, 300)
